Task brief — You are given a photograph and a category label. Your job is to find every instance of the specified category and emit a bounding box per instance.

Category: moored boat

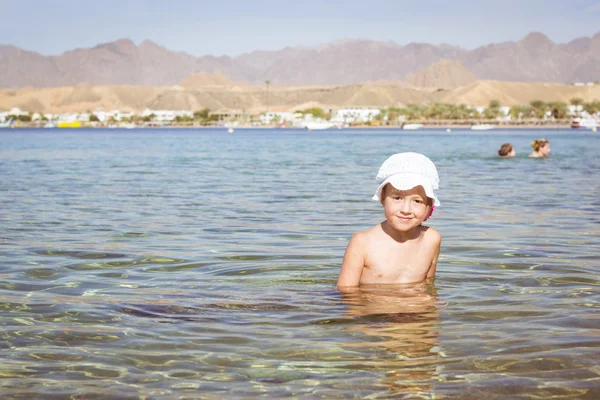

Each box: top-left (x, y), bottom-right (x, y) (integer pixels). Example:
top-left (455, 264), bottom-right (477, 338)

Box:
top-left (471, 124), bottom-right (496, 131)
top-left (302, 121), bottom-right (334, 130)
top-left (402, 123), bottom-right (424, 130)
top-left (571, 117), bottom-right (597, 130)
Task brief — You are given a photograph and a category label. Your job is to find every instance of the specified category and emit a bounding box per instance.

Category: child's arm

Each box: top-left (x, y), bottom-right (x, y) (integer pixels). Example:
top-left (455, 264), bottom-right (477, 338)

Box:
top-left (337, 232), bottom-right (367, 290)
top-left (426, 229), bottom-right (442, 278)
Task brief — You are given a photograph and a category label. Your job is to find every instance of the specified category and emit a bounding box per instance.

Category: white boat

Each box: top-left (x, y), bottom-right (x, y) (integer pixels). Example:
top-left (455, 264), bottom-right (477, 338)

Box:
top-left (571, 117), bottom-right (597, 130)
top-left (471, 124), bottom-right (496, 131)
top-left (402, 123), bottom-right (424, 130)
top-left (302, 121), bottom-right (334, 130)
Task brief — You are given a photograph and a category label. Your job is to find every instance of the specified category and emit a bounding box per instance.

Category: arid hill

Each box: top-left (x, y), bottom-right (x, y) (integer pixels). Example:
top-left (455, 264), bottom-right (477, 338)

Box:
top-left (404, 59), bottom-right (478, 89)
top-left (1, 80), bottom-right (599, 114)
top-left (1, 31), bottom-right (599, 88)
top-left (438, 80), bottom-right (600, 106)
top-left (179, 71), bottom-right (250, 88)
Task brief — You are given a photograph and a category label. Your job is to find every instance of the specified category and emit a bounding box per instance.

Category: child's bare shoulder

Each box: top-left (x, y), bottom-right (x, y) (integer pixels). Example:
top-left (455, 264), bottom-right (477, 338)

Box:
top-left (421, 226), bottom-right (442, 246)
top-left (349, 224), bottom-right (381, 244)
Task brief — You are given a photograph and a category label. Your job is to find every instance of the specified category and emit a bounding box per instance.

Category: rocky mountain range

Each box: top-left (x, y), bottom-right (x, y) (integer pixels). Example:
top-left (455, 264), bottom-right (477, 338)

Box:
top-left (1, 31), bottom-right (599, 89)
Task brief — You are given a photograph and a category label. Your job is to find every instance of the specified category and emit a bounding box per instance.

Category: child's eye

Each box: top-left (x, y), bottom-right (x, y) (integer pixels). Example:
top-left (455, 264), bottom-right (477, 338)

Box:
top-left (413, 199), bottom-right (423, 204)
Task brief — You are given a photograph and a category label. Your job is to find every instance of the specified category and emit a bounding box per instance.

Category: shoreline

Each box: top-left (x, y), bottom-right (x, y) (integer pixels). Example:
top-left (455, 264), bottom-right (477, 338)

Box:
top-left (1, 122), bottom-right (578, 130)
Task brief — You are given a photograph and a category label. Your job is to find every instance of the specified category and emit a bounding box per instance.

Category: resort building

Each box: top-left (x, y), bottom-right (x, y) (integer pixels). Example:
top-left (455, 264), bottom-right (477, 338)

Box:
top-left (330, 107), bottom-right (381, 124)
top-left (211, 109), bottom-right (248, 122)
top-left (260, 112), bottom-right (297, 124)
top-left (141, 108), bottom-right (193, 122)
top-left (0, 107), bottom-right (29, 121)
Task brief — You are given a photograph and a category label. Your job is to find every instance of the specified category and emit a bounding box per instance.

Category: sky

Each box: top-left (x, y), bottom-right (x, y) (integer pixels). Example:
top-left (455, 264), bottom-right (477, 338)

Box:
top-left (1, 0), bottom-right (600, 57)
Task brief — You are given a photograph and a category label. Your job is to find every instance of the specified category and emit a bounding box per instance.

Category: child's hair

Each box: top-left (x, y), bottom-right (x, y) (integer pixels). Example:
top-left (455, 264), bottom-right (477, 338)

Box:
top-left (381, 183), bottom-right (433, 206)
top-left (498, 143), bottom-right (513, 156)
top-left (531, 138), bottom-right (549, 152)
top-left (381, 183), bottom-right (436, 221)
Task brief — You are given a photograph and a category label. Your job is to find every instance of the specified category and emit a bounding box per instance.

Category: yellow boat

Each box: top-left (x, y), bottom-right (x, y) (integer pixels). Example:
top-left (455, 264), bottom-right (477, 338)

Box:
top-left (57, 121), bottom-right (82, 128)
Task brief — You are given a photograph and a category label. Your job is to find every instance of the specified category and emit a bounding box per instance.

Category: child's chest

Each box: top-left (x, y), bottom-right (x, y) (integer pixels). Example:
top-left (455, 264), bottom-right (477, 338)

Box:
top-left (362, 241), bottom-right (432, 283)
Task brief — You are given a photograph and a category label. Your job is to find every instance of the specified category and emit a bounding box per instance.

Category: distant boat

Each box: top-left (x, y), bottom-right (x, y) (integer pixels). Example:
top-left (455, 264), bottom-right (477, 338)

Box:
top-left (0, 120), bottom-right (14, 128)
top-left (571, 117), bottom-right (597, 130)
top-left (303, 121), bottom-right (334, 130)
top-left (402, 123), bottom-right (424, 130)
top-left (471, 124), bottom-right (496, 131)
top-left (43, 122), bottom-right (56, 128)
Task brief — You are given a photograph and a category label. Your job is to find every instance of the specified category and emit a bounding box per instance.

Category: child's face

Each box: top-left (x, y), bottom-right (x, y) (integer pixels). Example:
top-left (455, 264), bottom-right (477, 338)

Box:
top-left (381, 184), bottom-right (432, 232)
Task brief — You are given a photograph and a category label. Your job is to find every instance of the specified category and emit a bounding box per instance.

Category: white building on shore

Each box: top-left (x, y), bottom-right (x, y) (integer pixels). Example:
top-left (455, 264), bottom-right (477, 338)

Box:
top-left (141, 108), bottom-right (193, 122)
top-left (0, 107), bottom-right (30, 121)
top-left (330, 107), bottom-right (381, 124)
top-left (260, 112), bottom-right (300, 124)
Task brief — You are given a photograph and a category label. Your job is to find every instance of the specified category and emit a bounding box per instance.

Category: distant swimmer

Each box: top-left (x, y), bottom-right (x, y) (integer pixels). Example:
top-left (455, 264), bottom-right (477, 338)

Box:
top-left (529, 139), bottom-right (550, 158)
top-left (498, 143), bottom-right (516, 158)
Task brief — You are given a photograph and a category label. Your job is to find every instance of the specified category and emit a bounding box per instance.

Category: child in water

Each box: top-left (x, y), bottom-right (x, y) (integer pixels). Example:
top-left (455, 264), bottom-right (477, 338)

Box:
top-left (529, 139), bottom-right (550, 158)
top-left (337, 152), bottom-right (441, 289)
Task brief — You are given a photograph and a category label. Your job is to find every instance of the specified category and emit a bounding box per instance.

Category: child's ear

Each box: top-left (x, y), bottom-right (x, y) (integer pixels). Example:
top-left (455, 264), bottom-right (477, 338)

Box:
top-left (380, 184), bottom-right (388, 205)
top-left (424, 200), bottom-right (435, 221)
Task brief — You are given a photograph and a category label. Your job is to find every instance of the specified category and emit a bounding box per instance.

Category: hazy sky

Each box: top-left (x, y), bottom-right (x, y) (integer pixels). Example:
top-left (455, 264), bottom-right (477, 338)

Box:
top-left (2, 0), bottom-right (599, 56)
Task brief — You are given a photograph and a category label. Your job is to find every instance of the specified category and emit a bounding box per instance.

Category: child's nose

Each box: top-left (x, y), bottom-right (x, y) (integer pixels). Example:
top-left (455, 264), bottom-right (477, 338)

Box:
top-left (400, 199), bottom-right (411, 213)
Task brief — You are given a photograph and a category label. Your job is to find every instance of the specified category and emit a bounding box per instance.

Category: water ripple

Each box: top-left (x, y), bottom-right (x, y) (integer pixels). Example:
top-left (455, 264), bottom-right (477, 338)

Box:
top-left (0, 128), bottom-right (598, 398)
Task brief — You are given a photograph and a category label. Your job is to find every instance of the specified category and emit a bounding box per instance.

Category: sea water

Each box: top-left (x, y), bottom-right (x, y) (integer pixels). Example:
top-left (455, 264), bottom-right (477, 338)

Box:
top-left (0, 128), bottom-right (598, 398)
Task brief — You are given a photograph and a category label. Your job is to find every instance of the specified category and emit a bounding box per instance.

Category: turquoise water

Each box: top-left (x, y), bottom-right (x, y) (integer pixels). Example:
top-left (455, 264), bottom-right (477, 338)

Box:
top-left (0, 128), bottom-right (599, 399)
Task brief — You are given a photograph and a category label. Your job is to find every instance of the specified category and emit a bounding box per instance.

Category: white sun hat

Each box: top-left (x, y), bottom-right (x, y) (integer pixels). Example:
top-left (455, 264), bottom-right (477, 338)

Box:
top-left (372, 152), bottom-right (440, 206)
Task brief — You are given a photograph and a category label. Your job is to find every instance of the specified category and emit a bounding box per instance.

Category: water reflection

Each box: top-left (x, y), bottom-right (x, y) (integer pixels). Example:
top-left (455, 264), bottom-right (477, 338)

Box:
top-left (340, 282), bottom-right (443, 395)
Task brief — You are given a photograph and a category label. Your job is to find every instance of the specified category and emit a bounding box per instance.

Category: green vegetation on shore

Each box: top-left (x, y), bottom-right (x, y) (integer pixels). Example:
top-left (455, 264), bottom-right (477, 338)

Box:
top-left (3, 97), bottom-right (598, 128)
top-left (373, 98), bottom-right (599, 123)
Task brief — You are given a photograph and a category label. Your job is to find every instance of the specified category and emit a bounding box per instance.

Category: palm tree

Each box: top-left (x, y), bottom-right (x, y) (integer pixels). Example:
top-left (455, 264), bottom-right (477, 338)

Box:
top-left (547, 102), bottom-right (568, 119)
top-left (374, 108), bottom-right (387, 123)
top-left (582, 101), bottom-right (598, 117)
top-left (404, 104), bottom-right (426, 121)
top-left (509, 105), bottom-right (532, 121)
top-left (529, 100), bottom-right (547, 120)
top-left (456, 104), bottom-right (471, 120)
top-left (489, 99), bottom-right (501, 109)
top-left (570, 97), bottom-right (584, 107)
top-left (265, 80), bottom-right (271, 113)
top-left (570, 97), bottom-right (584, 116)
top-left (387, 107), bottom-right (402, 125)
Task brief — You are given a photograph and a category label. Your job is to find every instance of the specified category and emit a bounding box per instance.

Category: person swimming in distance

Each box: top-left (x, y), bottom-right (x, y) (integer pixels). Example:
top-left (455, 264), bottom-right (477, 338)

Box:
top-left (337, 152), bottom-right (441, 291)
top-left (529, 139), bottom-right (550, 158)
top-left (498, 143), bottom-right (516, 158)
